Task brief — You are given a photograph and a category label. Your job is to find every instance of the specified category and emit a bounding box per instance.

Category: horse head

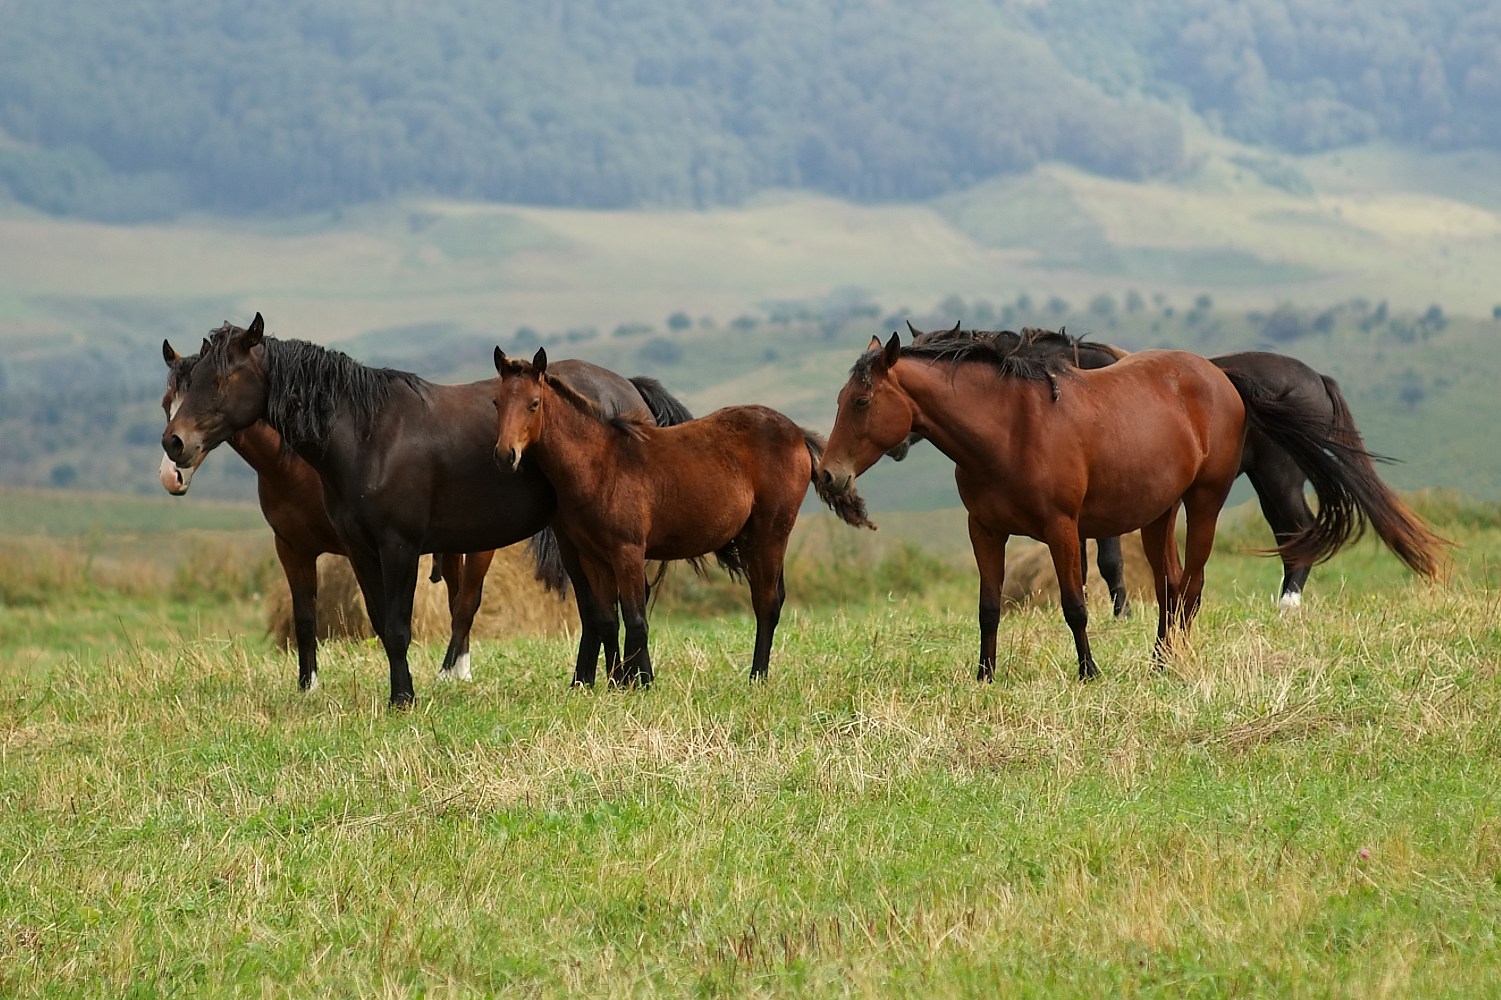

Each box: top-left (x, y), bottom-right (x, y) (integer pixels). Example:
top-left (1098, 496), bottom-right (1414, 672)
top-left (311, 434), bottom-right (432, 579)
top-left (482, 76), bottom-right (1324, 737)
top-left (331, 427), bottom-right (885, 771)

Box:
top-left (818, 332), bottom-right (916, 495)
top-left (160, 313), bottom-right (269, 478)
top-left (492, 346), bottom-right (549, 471)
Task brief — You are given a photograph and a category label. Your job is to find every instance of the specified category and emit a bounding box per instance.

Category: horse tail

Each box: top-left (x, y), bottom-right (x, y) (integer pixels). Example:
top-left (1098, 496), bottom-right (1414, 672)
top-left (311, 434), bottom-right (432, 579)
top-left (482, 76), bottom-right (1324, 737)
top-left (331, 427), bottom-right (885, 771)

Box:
top-left (1224, 370), bottom-right (1447, 577)
top-left (802, 429), bottom-right (877, 530)
top-left (629, 376), bottom-right (695, 427)
top-left (525, 527), bottom-right (572, 596)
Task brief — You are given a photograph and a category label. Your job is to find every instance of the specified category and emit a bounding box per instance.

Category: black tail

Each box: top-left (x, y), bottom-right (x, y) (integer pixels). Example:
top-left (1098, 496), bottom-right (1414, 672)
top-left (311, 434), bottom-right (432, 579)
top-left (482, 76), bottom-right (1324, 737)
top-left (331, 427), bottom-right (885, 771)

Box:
top-left (629, 376), bottom-right (694, 427)
top-left (525, 528), bottom-right (571, 596)
top-left (1224, 370), bottom-right (1446, 577)
top-left (803, 430), bottom-right (877, 530)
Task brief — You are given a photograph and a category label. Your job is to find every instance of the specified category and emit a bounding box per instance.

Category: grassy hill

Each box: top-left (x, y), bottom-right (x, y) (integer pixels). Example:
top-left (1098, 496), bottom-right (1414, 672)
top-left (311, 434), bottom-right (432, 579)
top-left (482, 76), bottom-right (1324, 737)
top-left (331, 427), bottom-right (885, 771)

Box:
top-left (2, 140), bottom-right (1499, 507)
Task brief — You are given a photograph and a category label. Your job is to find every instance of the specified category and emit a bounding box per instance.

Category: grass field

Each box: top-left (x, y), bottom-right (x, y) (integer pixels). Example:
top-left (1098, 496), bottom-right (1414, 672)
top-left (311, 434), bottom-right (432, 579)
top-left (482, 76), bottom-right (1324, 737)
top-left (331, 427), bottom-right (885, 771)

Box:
top-left (3, 497), bottom-right (1500, 996)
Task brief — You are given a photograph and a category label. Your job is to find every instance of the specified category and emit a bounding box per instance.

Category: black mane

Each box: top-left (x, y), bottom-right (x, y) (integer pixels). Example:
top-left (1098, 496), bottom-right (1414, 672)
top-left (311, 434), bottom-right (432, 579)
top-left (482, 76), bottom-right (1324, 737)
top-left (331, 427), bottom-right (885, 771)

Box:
top-left (912, 324), bottom-right (1122, 369)
top-left (200, 322), bottom-right (428, 447)
top-left (853, 328), bottom-right (1081, 389)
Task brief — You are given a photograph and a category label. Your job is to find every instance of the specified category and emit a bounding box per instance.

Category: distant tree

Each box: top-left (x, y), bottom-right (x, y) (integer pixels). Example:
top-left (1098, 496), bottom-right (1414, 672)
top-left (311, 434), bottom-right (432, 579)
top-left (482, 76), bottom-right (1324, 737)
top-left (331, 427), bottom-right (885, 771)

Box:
top-left (1493, 305), bottom-right (1501, 321)
top-left (1124, 290), bottom-right (1145, 313)
top-left (666, 311), bottom-right (693, 332)
top-left (1262, 306), bottom-right (1307, 342)
top-left (1422, 304), bottom-right (1447, 331)
top-left (1088, 293), bottom-right (1116, 319)
top-left (637, 338), bottom-right (683, 367)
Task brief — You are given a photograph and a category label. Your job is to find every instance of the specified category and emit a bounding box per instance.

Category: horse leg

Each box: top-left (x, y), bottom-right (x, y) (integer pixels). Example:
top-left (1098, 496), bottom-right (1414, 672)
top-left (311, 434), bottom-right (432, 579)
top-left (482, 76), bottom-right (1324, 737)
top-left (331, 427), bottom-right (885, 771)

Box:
top-left (275, 536), bottom-right (321, 692)
top-left (1046, 521), bottom-right (1096, 681)
top-left (1176, 487), bottom-right (1230, 641)
top-left (437, 551), bottom-right (490, 682)
top-left (610, 549), bottom-right (652, 688)
top-left (967, 514), bottom-right (1008, 682)
top-left (1095, 534), bottom-right (1131, 618)
top-left (1247, 461), bottom-right (1314, 611)
top-left (578, 556), bottom-right (627, 687)
top-left (743, 528), bottom-right (792, 682)
top-left (375, 541), bottom-right (422, 707)
top-left (1139, 506), bottom-right (1183, 666)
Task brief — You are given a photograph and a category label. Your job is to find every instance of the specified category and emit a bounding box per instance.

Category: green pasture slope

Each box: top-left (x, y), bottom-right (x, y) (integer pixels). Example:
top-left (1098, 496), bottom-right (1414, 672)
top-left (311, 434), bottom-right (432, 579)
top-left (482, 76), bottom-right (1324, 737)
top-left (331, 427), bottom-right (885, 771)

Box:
top-left (3, 497), bottom-right (1501, 996)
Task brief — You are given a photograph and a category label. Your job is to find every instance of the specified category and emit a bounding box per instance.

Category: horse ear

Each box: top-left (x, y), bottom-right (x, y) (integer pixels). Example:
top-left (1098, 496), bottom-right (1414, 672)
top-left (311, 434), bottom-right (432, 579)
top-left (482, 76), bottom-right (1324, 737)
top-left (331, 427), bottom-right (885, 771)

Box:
top-left (162, 339), bottom-right (180, 367)
top-left (245, 312), bottom-right (265, 346)
top-left (905, 320), bottom-right (921, 337)
top-left (867, 334), bottom-right (883, 352)
top-left (882, 332), bottom-right (901, 370)
top-left (494, 346), bottom-right (507, 373)
top-left (947, 319), bottom-right (961, 335)
top-left (532, 347), bottom-right (547, 374)
top-left (199, 337), bottom-right (212, 356)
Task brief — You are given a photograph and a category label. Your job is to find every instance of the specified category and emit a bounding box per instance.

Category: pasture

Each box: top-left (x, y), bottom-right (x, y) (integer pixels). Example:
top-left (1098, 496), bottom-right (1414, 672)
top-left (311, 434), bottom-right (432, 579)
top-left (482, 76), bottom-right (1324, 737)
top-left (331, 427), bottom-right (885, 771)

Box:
top-left (3, 494), bottom-right (1500, 996)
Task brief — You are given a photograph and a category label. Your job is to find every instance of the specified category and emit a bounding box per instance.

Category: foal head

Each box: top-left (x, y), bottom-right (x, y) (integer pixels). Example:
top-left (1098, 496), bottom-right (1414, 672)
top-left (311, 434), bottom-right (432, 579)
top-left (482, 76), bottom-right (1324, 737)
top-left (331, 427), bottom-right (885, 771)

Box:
top-left (492, 347), bottom-right (551, 471)
top-left (160, 314), bottom-right (269, 478)
top-left (818, 332), bottom-right (916, 496)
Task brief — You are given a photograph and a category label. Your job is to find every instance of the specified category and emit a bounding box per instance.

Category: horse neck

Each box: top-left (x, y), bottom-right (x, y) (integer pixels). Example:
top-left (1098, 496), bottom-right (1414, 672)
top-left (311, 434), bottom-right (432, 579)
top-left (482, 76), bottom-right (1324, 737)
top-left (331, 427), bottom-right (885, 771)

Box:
top-left (893, 358), bottom-right (1035, 466)
top-left (226, 422), bottom-right (289, 474)
top-left (531, 385), bottom-right (625, 497)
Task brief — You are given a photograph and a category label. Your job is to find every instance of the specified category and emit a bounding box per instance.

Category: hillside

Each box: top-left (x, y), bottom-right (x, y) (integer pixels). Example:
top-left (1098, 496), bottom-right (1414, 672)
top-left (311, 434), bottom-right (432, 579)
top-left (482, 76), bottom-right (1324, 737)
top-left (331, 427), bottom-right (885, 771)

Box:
top-left (2, 140), bottom-right (1499, 509)
top-left (0, 1), bottom-right (1497, 221)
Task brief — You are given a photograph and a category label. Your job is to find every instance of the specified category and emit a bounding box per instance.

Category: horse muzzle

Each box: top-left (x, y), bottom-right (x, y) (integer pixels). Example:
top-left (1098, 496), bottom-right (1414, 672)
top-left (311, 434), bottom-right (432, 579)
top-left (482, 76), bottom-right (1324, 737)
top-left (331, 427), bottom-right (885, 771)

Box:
top-left (495, 445), bottom-right (522, 472)
top-left (817, 466), bottom-right (855, 497)
top-left (158, 452), bottom-right (199, 495)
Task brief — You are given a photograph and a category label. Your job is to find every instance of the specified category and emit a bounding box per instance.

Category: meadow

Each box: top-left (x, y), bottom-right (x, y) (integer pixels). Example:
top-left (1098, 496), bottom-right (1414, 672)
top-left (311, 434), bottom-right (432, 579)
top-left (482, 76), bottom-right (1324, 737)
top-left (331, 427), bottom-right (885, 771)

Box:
top-left (3, 492), bottom-right (1500, 997)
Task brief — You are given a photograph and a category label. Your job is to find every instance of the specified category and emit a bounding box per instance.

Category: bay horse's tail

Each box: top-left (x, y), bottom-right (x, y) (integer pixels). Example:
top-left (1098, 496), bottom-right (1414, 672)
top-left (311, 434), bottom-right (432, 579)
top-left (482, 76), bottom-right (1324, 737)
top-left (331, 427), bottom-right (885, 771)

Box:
top-left (803, 429), bottom-right (877, 530)
top-left (1224, 370), bottom-right (1447, 577)
top-left (629, 376), bottom-right (695, 427)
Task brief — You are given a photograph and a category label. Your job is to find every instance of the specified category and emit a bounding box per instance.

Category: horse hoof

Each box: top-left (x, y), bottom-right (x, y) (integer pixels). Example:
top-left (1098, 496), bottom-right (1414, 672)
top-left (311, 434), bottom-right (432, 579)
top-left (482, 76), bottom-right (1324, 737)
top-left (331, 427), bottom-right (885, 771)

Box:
top-left (299, 673), bottom-right (319, 693)
top-left (1278, 591), bottom-right (1303, 612)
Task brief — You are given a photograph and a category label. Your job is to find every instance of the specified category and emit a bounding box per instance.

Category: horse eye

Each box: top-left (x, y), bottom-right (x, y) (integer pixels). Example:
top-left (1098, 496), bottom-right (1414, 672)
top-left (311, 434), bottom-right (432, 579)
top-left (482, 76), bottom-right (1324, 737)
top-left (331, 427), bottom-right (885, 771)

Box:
top-left (854, 397), bottom-right (870, 409)
top-left (528, 399), bottom-right (540, 412)
top-left (491, 399), bottom-right (498, 410)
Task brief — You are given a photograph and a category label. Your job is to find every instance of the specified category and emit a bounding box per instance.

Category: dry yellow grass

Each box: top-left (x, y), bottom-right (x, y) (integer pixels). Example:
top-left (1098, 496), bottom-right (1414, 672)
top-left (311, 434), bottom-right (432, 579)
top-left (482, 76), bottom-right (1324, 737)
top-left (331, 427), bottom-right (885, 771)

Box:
top-left (264, 547), bottom-right (577, 647)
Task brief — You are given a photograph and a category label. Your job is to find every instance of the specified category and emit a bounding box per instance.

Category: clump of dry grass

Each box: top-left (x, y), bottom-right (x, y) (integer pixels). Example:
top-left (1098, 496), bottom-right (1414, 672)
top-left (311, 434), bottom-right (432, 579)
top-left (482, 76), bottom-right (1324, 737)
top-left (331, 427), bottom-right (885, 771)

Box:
top-left (264, 546), bottom-right (577, 647)
top-left (1001, 532), bottom-right (1157, 611)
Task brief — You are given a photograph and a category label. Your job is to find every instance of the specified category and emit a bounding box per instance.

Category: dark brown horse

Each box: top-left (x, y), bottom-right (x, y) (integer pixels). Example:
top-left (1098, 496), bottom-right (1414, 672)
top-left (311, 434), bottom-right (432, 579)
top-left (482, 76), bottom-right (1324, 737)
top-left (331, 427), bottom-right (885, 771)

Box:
top-left (493, 347), bottom-right (874, 685)
top-left (159, 341), bottom-right (500, 690)
top-left (896, 323), bottom-right (1437, 612)
top-left (160, 314), bottom-right (690, 706)
top-left (818, 333), bottom-right (1445, 681)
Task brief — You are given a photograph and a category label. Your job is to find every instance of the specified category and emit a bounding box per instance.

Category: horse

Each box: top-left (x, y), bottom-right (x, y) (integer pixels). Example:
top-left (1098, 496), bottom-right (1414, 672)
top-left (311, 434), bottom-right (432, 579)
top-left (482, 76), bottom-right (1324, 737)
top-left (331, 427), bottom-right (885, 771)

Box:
top-left (159, 341), bottom-right (507, 690)
top-left (492, 346), bottom-right (875, 686)
top-left (896, 322), bottom-right (1434, 612)
top-left (816, 332), bottom-right (1445, 682)
top-left (160, 314), bottom-right (692, 706)
top-left (885, 324), bottom-right (1135, 615)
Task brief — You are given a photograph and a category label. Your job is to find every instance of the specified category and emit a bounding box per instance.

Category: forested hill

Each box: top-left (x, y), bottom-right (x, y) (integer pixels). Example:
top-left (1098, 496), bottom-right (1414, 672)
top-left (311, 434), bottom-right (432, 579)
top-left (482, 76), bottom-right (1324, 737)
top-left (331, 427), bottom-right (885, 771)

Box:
top-left (0, 0), bottom-right (1496, 221)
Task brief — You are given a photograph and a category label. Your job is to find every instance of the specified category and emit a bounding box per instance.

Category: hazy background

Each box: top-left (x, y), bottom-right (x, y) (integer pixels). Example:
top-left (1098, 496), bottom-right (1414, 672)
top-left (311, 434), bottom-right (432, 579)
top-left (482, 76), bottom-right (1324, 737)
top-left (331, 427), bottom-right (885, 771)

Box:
top-left (2, 0), bottom-right (1498, 509)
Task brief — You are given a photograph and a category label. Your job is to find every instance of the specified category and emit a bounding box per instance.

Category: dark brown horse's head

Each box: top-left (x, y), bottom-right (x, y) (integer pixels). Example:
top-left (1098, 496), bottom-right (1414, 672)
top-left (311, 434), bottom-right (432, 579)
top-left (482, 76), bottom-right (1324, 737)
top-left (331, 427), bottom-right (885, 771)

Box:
top-left (157, 338), bottom-right (206, 494)
top-left (492, 346), bottom-right (549, 471)
top-left (161, 313), bottom-right (270, 478)
top-left (818, 332), bottom-right (917, 496)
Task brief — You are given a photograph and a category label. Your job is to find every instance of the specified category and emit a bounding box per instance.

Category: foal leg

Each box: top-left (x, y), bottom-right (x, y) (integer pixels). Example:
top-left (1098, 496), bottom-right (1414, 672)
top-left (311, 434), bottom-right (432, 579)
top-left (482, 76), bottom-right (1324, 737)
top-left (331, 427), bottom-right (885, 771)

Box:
top-left (1046, 521), bottom-right (1096, 681)
top-left (275, 536), bottom-right (321, 692)
top-left (611, 549), bottom-right (653, 688)
top-left (967, 514), bottom-right (1008, 682)
top-left (1094, 534), bottom-right (1131, 618)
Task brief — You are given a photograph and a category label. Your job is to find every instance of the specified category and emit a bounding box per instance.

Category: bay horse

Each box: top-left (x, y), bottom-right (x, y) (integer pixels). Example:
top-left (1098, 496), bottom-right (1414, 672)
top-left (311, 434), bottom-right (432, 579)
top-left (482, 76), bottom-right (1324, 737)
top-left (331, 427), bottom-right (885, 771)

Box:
top-left (817, 332), bottom-right (1445, 682)
top-left (896, 323), bottom-right (1438, 612)
top-left (492, 346), bottom-right (875, 686)
top-left (160, 314), bottom-right (691, 706)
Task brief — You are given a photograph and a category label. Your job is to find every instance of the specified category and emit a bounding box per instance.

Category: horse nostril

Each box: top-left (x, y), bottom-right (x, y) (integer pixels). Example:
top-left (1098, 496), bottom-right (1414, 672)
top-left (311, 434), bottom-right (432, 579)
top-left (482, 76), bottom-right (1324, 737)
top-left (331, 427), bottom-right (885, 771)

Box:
top-left (163, 434), bottom-right (184, 463)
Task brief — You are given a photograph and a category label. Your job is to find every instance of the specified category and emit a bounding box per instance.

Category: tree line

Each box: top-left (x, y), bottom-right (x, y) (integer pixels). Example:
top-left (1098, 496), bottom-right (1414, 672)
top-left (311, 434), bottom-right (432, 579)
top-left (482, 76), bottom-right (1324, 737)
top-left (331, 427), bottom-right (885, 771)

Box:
top-left (0, 1), bottom-right (1495, 221)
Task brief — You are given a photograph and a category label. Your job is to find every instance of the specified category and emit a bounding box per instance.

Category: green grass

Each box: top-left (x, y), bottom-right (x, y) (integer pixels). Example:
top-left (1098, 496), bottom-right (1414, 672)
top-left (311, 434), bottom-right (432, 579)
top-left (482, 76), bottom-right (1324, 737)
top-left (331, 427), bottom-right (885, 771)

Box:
top-left (2, 503), bottom-right (1499, 996)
